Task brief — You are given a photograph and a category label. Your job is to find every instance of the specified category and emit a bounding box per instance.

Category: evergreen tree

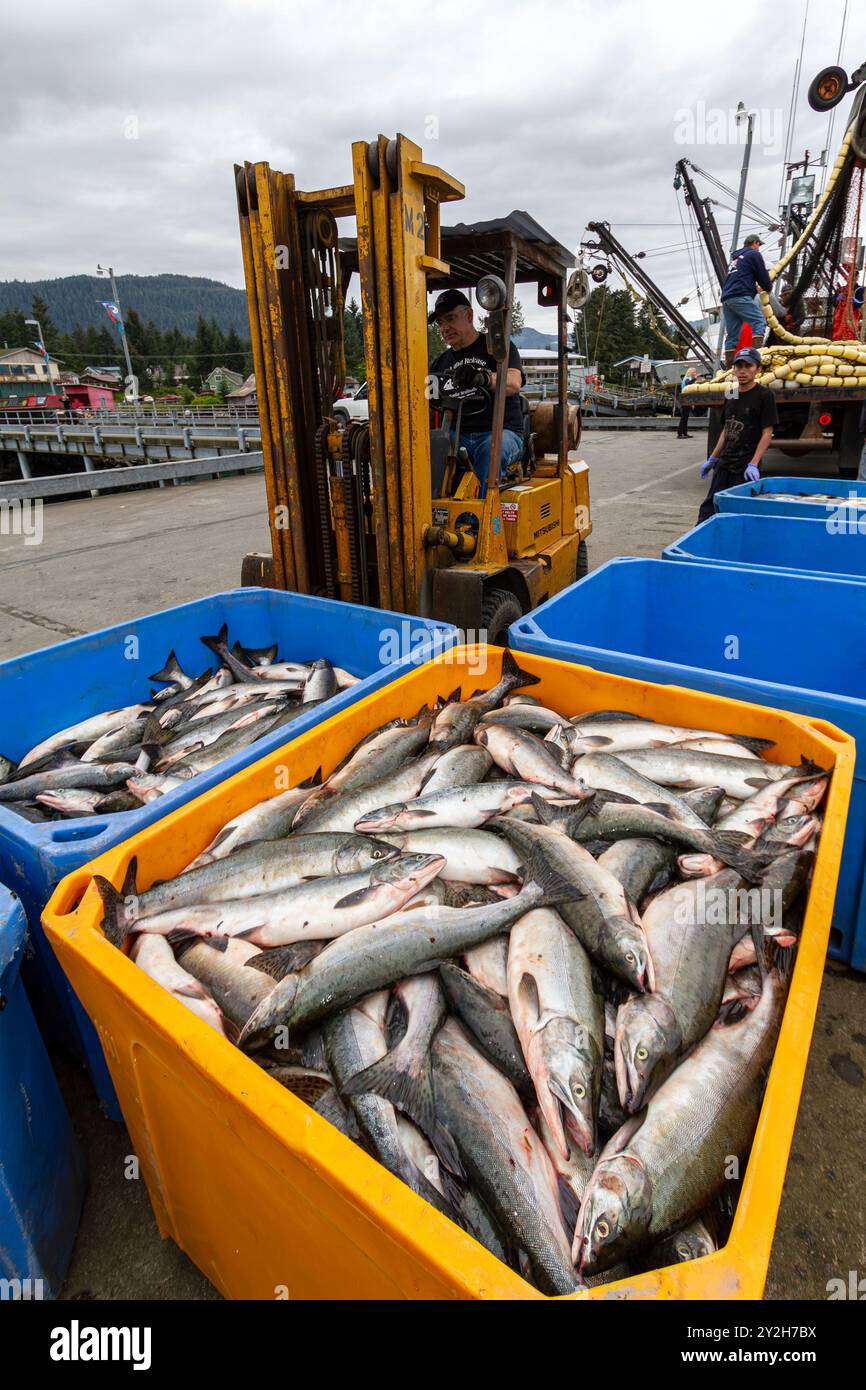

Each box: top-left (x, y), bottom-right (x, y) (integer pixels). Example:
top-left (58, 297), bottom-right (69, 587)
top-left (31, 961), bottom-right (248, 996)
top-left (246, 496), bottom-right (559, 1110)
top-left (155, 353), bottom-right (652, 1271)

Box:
top-left (30, 295), bottom-right (59, 351)
top-left (224, 325), bottom-right (243, 365)
top-left (343, 298), bottom-right (365, 381)
top-left (193, 315), bottom-right (216, 385)
top-left (0, 308), bottom-right (29, 349)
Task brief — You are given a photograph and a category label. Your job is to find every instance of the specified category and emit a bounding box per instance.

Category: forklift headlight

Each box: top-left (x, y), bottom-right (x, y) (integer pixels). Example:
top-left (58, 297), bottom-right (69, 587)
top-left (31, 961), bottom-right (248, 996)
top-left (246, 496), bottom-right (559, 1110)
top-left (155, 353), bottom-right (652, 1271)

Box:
top-left (476, 275), bottom-right (507, 312)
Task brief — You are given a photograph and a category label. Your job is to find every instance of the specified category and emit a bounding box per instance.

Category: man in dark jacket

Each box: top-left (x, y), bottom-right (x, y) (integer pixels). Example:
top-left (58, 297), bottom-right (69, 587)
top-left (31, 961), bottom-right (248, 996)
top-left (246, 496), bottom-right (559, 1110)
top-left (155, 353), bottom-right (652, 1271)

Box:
top-left (720, 234), bottom-right (772, 364)
top-left (429, 289), bottom-right (525, 498)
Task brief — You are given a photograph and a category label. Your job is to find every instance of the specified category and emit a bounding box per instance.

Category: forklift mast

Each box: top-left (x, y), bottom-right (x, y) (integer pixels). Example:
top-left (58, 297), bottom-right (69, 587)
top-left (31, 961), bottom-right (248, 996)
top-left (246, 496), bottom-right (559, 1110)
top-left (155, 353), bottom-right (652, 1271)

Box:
top-left (235, 134), bottom-right (587, 623)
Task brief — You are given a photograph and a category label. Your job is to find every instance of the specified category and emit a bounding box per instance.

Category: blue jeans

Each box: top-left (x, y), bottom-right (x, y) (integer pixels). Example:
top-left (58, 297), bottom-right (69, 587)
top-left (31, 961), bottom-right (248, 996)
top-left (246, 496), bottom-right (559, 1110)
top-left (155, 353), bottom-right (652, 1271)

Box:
top-left (722, 294), bottom-right (767, 351)
top-left (452, 429), bottom-right (523, 498)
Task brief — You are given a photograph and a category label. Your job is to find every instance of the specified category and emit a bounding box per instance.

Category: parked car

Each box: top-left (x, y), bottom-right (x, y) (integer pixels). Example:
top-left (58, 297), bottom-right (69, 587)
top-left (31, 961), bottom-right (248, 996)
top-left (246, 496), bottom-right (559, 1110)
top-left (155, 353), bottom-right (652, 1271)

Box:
top-left (332, 382), bottom-right (369, 424)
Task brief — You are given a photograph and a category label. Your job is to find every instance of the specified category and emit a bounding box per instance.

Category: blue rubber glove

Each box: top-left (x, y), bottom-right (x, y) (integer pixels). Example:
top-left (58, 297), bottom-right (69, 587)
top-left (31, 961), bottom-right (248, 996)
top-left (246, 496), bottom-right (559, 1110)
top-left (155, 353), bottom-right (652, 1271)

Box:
top-left (745, 463), bottom-right (761, 484)
top-left (700, 455), bottom-right (717, 479)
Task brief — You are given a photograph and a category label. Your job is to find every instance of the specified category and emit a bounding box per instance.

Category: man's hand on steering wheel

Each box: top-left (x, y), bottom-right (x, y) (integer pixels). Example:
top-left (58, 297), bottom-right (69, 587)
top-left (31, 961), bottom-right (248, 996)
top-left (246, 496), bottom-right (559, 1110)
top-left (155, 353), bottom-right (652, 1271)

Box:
top-left (452, 362), bottom-right (492, 392)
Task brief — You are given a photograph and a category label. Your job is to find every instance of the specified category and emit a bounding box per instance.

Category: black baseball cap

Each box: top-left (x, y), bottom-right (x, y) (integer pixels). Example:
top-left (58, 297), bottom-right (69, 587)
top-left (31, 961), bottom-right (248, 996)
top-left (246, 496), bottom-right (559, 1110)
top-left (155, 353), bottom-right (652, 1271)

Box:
top-left (428, 289), bottom-right (471, 323)
top-left (733, 347), bottom-right (762, 366)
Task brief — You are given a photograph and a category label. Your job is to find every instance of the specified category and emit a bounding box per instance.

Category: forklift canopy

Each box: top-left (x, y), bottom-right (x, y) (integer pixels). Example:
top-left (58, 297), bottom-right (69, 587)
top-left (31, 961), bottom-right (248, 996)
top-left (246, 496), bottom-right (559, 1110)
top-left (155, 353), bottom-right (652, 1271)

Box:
top-left (340, 210), bottom-right (575, 291)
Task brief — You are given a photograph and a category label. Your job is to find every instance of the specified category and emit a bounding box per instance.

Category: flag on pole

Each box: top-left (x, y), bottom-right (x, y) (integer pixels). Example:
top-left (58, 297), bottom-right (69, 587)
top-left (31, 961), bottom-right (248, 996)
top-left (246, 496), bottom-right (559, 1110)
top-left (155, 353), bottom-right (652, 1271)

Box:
top-left (30, 338), bottom-right (50, 366)
top-left (99, 301), bottom-right (125, 335)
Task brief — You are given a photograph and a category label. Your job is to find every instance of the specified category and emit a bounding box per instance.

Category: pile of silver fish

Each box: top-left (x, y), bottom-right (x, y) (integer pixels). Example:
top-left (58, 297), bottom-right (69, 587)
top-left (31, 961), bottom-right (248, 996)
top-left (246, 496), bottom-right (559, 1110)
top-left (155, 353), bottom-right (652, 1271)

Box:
top-left (96, 650), bottom-right (827, 1294)
top-left (0, 626), bottom-right (357, 822)
top-left (749, 490), bottom-right (866, 505)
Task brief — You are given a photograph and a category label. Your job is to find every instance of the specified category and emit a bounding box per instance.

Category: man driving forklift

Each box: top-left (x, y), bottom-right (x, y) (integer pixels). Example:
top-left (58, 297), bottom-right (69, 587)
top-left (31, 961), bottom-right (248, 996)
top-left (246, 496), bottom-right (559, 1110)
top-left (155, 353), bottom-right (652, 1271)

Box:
top-left (429, 288), bottom-right (526, 497)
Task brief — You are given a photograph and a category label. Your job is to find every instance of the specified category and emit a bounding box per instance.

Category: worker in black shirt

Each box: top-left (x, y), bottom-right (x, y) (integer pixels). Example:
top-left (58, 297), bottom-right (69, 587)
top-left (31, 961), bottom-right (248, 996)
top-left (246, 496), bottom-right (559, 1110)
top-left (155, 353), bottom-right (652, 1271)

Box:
top-left (429, 289), bottom-right (525, 497)
top-left (697, 347), bottom-right (778, 523)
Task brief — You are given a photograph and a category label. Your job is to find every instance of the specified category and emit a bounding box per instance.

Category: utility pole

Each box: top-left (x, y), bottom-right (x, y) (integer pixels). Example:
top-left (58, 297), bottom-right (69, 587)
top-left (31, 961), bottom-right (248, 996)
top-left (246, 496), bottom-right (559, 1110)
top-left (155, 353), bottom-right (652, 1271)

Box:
top-left (25, 316), bottom-right (58, 393)
top-left (97, 263), bottom-right (138, 405)
top-left (729, 102), bottom-right (755, 256)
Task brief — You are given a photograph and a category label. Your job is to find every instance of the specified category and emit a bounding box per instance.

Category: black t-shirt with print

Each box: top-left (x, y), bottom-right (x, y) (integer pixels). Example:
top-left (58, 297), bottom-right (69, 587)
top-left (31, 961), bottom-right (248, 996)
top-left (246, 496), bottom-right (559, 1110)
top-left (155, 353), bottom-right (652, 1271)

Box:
top-left (719, 384), bottom-right (778, 472)
top-left (431, 334), bottom-right (525, 434)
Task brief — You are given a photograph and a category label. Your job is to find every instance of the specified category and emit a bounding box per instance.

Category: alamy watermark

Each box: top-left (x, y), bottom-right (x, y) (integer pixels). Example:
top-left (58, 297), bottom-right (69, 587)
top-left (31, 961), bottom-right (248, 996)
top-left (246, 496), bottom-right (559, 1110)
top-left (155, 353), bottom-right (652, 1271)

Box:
top-left (1, 1277), bottom-right (46, 1300)
top-left (674, 103), bottom-right (783, 157)
top-left (0, 498), bottom-right (43, 546)
top-left (672, 882), bottom-right (782, 932)
top-left (825, 496), bottom-right (866, 534)
top-left (378, 623), bottom-right (490, 674)
top-left (50, 1320), bottom-right (151, 1370)
top-left (826, 1269), bottom-right (865, 1299)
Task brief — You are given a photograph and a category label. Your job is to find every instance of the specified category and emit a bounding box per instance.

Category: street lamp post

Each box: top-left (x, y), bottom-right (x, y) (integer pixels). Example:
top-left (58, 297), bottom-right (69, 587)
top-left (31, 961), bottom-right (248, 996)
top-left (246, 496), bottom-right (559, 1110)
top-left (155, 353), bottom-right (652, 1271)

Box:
top-left (729, 102), bottom-right (755, 256)
top-left (24, 316), bottom-right (59, 394)
top-left (96, 263), bottom-right (138, 405)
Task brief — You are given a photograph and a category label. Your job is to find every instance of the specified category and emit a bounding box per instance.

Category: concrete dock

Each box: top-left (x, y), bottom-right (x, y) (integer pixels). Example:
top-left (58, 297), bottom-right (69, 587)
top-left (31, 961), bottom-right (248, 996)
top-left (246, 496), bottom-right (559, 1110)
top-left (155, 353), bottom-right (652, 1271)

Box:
top-left (1, 429), bottom-right (863, 1300)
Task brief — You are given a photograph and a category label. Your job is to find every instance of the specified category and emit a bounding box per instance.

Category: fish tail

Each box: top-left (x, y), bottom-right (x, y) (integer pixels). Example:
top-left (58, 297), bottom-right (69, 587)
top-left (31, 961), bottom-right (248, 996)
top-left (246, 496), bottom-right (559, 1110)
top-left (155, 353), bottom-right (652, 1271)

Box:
top-left (140, 715), bottom-right (170, 754)
top-left (729, 733), bottom-right (776, 752)
top-left (342, 1048), bottom-right (464, 1177)
top-left (530, 791), bottom-right (592, 837)
top-left (793, 760), bottom-right (826, 781)
top-left (199, 622), bottom-right (230, 659)
top-left (147, 649), bottom-right (185, 686)
top-left (712, 833), bottom-right (775, 884)
top-left (94, 855), bottom-right (138, 948)
top-left (500, 649), bottom-right (540, 690)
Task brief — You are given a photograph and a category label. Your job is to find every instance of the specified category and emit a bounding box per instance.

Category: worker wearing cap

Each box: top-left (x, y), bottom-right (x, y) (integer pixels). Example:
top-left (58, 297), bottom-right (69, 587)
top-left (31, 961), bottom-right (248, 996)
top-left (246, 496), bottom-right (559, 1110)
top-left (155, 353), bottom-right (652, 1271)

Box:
top-left (697, 346), bottom-right (778, 522)
top-left (429, 289), bottom-right (525, 497)
top-left (719, 234), bottom-right (772, 365)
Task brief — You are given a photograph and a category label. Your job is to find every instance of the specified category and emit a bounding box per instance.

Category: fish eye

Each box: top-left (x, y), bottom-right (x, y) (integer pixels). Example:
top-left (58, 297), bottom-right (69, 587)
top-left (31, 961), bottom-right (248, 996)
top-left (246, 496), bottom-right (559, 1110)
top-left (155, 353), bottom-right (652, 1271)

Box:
top-left (596, 1219), bottom-right (610, 1240)
top-left (625, 951), bottom-right (636, 964)
top-left (371, 849), bottom-right (385, 858)
top-left (677, 1244), bottom-right (692, 1259)
top-left (636, 1046), bottom-right (648, 1061)
top-left (573, 1083), bottom-right (586, 1099)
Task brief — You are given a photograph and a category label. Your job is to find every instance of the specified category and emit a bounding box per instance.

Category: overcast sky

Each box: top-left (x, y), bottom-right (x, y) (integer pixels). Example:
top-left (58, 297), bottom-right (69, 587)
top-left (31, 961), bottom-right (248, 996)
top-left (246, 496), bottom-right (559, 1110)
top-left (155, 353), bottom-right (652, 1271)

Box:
top-left (1, 0), bottom-right (861, 333)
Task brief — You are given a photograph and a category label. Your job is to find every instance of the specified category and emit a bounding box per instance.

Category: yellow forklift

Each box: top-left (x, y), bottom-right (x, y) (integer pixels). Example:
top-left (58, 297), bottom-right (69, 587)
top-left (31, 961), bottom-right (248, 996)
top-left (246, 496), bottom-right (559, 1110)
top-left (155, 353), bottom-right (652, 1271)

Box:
top-left (235, 133), bottom-right (591, 640)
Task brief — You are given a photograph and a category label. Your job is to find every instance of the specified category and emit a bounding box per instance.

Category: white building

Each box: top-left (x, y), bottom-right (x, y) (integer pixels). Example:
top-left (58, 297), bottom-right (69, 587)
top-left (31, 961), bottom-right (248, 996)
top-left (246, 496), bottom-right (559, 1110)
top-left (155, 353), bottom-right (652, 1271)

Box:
top-left (0, 346), bottom-right (62, 390)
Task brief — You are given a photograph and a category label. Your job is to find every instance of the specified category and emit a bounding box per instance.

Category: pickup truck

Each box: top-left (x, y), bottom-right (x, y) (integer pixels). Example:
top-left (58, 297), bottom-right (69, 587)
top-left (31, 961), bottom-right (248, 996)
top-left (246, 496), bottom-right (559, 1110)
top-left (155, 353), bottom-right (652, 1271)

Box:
top-left (332, 382), bottom-right (369, 425)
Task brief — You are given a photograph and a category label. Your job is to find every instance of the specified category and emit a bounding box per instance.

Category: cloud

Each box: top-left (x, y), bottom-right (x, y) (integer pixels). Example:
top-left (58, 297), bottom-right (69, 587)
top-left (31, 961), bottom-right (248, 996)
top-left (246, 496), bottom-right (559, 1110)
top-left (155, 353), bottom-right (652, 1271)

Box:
top-left (1, 0), bottom-right (859, 336)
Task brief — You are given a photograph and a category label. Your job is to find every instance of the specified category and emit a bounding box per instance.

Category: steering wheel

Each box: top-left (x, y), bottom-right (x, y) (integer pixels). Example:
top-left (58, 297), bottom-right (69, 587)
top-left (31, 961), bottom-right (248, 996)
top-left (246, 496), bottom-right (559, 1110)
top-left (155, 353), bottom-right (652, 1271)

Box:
top-left (428, 370), bottom-right (492, 422)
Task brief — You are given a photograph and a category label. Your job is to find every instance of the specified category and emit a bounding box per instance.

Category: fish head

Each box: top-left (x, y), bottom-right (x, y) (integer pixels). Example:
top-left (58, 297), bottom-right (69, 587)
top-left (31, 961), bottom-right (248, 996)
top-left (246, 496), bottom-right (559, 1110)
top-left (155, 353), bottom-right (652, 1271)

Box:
top-left (614, 994), bottom-right (679, 1114)
top-left (670, 1222), bottom-right (716, 1263)
top-left (335, 837), bottom-right (400, 873)
top-left (606, 916), bottom-right (655, 993)
top-left (373, 852), bottom-right (445, 896)
top-left (789, 776), bottom-right (828, 814)
top-left (539, 1021), bottom-right (600, 1156)
top-left (237, 972), bottom-right (300, 1054)
top-left (573, 1156), bottom-right (652, 1274)
top-left (770, 815), bottom-right (816, 848)
top-left (354, 802), bottom-right (405, 832)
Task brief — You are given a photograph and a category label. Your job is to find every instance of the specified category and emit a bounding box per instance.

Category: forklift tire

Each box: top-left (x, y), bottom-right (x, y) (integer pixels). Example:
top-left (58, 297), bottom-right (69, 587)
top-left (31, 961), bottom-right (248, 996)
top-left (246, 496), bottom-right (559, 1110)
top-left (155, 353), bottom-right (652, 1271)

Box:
top-left (575, 539), bottom-right (589, 581)
top-left (480, 587), bottom-right (523, 646)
